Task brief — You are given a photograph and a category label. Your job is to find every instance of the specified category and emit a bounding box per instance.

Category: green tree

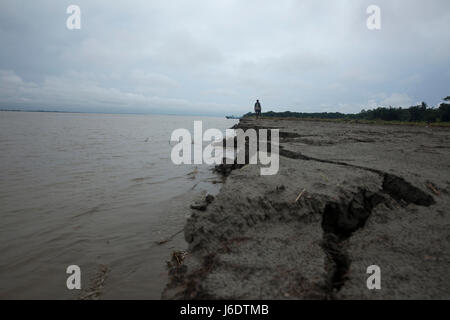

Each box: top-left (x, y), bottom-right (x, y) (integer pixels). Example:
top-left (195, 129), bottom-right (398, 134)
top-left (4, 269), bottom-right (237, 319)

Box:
top-left (439, 103), bottom-right (450, 122)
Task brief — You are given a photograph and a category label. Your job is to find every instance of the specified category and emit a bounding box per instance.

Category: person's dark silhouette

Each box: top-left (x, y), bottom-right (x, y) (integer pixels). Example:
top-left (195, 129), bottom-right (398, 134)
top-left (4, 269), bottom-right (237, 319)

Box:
top-left (254, 99), bottom-right (262, 119)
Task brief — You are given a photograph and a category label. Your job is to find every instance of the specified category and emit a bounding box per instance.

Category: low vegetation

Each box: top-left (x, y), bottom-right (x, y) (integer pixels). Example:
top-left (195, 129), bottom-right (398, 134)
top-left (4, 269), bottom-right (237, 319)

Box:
top-left (244, 96), bottom-right (450, 125)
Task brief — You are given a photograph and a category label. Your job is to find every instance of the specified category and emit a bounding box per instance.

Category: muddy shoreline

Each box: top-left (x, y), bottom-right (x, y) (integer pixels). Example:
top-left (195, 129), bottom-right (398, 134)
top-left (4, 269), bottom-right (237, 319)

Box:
top-left (163, 117), bottom-right (450, 299)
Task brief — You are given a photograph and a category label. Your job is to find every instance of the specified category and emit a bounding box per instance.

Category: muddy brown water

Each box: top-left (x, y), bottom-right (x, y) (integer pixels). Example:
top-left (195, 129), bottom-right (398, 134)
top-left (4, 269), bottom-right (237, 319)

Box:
top-left (0, 111), bottom-right (237, 299)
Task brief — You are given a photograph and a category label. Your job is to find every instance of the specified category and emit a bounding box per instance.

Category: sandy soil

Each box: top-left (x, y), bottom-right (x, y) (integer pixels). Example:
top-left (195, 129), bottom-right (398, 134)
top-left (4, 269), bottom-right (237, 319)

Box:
top-left (163, 118), bottom-right (450, 300)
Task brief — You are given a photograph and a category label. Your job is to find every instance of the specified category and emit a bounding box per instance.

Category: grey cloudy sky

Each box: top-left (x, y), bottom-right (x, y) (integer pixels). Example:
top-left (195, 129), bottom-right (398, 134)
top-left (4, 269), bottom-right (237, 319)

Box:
top-left (0, 0), bottom-right (449, 115)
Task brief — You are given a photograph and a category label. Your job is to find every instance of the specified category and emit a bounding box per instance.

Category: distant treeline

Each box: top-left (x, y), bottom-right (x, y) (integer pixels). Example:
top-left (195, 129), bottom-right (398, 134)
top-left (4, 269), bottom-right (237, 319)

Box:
top-left (244, 96), bottom-right (450, 123)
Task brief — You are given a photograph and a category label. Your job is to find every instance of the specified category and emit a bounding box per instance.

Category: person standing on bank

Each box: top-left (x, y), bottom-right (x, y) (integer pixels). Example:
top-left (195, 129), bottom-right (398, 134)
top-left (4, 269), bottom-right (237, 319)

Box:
top-left (254, 99), bottom-right (262, 119)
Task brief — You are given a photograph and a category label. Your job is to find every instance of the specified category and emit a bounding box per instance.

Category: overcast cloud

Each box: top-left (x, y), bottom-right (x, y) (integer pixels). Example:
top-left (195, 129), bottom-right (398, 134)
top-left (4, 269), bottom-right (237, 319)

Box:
top-left (0, 0), bottom-right (449, 115)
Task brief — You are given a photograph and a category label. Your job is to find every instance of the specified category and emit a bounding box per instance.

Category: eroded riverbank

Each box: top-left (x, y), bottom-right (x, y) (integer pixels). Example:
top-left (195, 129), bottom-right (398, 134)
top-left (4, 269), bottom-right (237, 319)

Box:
top-left (163, 117), bottom-right (450, 299)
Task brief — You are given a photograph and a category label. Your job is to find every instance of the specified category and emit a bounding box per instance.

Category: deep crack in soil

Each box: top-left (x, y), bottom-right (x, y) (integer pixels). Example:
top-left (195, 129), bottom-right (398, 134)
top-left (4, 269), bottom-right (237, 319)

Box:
top-left (279, 144), bottom-right (436, 295)
top-left (320, 178), bottom-right (434, 294)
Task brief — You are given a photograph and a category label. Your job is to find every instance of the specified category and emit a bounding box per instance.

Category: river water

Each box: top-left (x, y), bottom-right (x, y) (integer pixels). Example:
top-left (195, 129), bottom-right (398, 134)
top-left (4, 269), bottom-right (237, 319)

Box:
top-left (0, 111), bottom-right (237, 299)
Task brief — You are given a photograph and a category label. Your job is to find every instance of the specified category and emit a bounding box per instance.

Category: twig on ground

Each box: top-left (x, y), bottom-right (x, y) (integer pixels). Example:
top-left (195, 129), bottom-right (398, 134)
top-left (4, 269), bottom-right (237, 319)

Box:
top-left (319, 172), bottom-right (329, 181)
top-left (295, 188), bottom-right (306, 203)
top-left (156, 228), bottom-right (184, 245)
top-left (426, 183), bottom-right (440, 196)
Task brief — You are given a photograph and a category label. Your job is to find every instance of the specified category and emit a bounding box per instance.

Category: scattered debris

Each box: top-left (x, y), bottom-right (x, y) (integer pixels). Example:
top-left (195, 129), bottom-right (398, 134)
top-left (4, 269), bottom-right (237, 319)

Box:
top-left (78, 264), bottom-right (109, 300)
top-left (167, 250), bottom-right (189, 268)
top-left (190, 201), bottom-right (208, 211)
top-left (190, 194), bottom-right (215, 211)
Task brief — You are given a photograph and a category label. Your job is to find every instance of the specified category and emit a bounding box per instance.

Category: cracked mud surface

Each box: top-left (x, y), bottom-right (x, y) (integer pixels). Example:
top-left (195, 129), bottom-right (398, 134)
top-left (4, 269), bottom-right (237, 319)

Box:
top-left (163, 118), bottom-right (450, 299)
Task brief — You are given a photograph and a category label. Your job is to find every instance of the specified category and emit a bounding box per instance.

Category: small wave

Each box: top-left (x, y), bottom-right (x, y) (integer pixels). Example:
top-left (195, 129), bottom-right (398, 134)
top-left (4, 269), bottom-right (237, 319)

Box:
top-left (131, 176), bottom-right (153, 182)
